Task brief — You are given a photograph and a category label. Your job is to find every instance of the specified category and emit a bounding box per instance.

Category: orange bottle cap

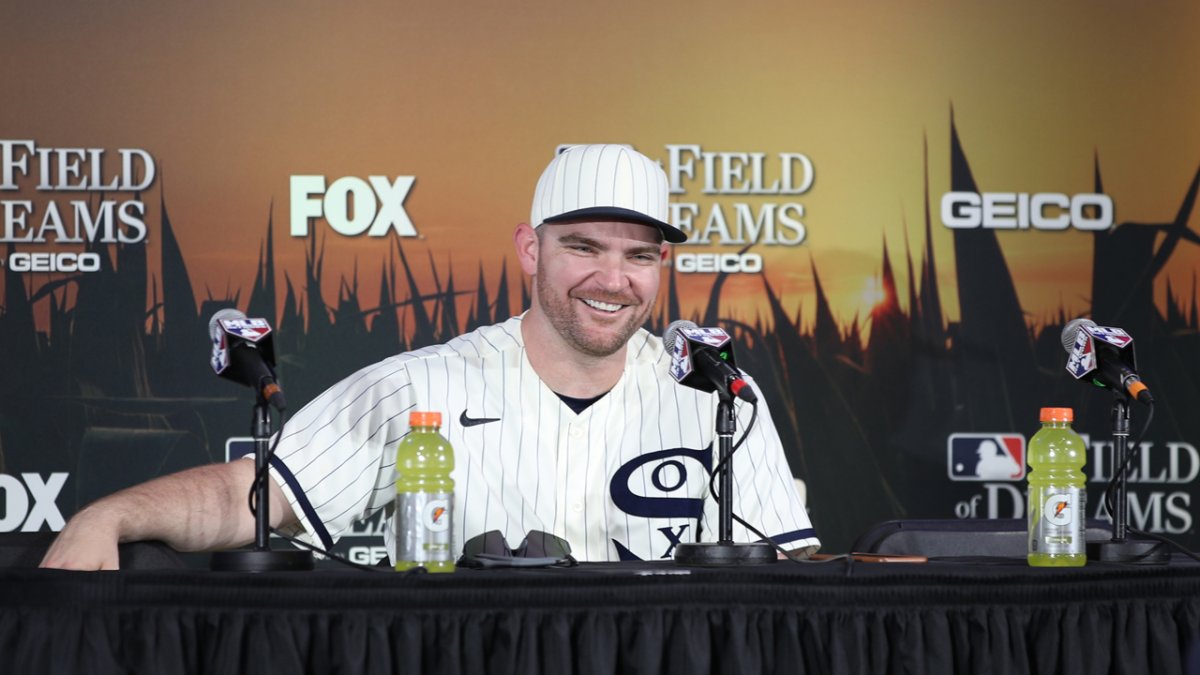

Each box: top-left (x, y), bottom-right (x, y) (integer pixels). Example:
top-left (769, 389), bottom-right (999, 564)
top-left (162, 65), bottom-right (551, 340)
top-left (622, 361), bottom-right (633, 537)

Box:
top-left (409, 411), bottom-right (442, 427)
top-left (1039, 407), bottom-right (1073, 422)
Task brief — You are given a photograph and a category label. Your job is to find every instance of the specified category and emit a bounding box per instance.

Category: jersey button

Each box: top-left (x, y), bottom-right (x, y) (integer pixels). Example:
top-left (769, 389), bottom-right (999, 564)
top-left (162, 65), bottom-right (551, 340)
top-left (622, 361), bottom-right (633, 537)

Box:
top-left (572, 502), bottom-right (584, 513)
top-left (569, 427), bottom-right (583, 440)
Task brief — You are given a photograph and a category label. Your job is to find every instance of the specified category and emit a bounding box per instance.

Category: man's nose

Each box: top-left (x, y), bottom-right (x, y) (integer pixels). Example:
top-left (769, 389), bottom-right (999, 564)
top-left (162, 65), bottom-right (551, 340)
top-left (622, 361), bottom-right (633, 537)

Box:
top-left (592, 255), bottom-right (629, 292)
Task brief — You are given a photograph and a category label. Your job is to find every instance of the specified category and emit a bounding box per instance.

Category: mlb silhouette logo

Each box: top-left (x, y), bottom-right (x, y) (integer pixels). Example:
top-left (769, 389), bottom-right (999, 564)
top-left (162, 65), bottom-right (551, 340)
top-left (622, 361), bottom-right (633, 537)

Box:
top-left (947, 433), bottom-right (1025, 481)
top-left (681, 326), bottom-right (731, 348)
top-left (1066, 330), bottom-right (1097, 379)
top-left (668, 339), bottom-right (694, 381)
top-left (221, 317), bottom-right (272, 343)
top-left (1087, 325), bottom-right (1132, 348)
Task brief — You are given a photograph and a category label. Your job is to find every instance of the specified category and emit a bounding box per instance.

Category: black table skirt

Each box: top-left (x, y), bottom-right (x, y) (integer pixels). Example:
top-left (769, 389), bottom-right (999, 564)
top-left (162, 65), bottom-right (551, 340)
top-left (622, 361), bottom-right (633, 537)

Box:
top-left (4, 559), bottom-right (1200, 675)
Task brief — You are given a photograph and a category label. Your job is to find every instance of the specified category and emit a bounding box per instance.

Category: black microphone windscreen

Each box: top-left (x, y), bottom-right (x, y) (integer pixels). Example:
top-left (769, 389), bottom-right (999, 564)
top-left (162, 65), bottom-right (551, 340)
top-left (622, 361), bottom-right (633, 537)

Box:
top-left (1060, 317), bottom-right (1096, 353)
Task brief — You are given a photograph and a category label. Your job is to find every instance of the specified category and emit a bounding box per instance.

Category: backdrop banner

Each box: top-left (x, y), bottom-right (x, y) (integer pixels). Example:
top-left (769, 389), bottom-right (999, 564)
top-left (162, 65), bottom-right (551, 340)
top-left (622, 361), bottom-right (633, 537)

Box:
top-left (2, 2), bottom-right (1198, 556)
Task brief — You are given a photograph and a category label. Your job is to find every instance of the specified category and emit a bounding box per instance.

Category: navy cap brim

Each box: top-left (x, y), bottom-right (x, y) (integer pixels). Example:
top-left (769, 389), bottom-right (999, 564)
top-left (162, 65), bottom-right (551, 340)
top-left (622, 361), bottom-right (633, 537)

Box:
top-left (542, 206), bottom-right (688, 244)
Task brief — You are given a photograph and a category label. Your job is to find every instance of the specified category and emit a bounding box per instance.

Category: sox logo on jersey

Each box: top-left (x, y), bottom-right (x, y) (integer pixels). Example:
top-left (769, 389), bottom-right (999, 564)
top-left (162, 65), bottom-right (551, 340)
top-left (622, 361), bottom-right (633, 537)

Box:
top-left (608, 446), bottom-right (712, 558)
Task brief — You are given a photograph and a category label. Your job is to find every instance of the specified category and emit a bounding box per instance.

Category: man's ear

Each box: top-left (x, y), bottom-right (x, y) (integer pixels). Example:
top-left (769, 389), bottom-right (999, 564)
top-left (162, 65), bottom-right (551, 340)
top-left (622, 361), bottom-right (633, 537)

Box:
top-left (514, 222), bottom-right (540, 276)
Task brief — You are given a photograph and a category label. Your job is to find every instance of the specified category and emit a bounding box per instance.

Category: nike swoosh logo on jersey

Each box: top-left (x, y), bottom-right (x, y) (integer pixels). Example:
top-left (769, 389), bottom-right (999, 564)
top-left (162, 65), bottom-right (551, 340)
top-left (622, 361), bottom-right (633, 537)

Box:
top-left (459, 410), bottom-right (500, 427)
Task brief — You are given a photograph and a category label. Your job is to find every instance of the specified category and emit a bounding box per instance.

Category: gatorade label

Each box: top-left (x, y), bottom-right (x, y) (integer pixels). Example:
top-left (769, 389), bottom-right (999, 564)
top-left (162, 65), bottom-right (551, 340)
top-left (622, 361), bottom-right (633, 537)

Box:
top-left (1030, 487), bottom-right (1085, 554)
top-left (395, 492), bottom-right (454, 563)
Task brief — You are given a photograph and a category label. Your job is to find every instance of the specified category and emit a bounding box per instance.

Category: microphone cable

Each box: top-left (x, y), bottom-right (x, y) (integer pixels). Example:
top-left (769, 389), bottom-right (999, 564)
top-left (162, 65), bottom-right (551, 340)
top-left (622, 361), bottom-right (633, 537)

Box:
top-left (1102, 401), bottom-right (1200, 563)
top-left (705, 399), bottom-right (848, 567)
top-left (246, 408), bottom-right (415, 573)
top-left (1101, 401), bottom-right (1154, 523)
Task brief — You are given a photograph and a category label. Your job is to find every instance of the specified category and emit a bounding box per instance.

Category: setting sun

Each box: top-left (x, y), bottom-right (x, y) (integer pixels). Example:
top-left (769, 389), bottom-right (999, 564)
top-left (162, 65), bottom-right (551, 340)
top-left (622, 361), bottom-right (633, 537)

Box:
top-left (860, 276), bottom-right (885, 311)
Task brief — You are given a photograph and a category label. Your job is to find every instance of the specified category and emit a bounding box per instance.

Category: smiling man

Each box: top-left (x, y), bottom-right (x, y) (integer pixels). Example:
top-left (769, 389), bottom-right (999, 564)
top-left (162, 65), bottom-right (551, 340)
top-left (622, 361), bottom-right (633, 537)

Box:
top-left (42, 144), bottom-right (818, 570)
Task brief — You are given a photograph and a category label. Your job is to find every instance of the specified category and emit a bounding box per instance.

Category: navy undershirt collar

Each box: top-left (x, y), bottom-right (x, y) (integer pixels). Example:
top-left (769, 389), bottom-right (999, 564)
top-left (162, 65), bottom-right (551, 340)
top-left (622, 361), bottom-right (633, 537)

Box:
top-left (555, 391), bottom-right (607, 414)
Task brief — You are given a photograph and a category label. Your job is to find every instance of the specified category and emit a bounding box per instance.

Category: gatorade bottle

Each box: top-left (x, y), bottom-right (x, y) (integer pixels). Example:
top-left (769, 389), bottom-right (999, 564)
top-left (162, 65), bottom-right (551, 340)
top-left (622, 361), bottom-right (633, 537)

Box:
top-left (394, 411), bottom-right (455, 573)
top-left (1027, 407), bottom-right (1087, 567)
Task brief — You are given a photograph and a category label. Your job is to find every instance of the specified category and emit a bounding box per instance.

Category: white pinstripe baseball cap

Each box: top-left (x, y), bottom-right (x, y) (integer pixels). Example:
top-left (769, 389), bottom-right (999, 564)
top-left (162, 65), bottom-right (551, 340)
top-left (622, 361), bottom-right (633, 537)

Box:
top-left (530, 144), bottom-right (687, 243)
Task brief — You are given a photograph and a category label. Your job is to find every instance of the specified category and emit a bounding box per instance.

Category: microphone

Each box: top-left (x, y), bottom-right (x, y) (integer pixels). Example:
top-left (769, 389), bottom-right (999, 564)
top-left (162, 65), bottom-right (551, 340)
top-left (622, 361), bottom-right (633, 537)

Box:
top-left (209, 308), bottom-right (287, 411)
top-left (663, 320), bottom-right (757, 403)
top-left (1061, 317), bottom-right (1152, 404)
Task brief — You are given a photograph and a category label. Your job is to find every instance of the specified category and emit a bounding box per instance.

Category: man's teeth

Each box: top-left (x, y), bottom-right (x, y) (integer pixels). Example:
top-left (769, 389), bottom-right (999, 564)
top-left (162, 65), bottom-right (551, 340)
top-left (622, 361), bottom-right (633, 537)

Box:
top-left (583, 299), bottom-right (623, 312)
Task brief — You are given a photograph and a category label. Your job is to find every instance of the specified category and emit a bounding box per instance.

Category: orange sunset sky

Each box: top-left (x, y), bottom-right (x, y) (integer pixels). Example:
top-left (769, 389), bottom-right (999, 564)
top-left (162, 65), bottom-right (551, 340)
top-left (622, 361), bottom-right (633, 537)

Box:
top-left (2, 1), bottom-right (1199, 338)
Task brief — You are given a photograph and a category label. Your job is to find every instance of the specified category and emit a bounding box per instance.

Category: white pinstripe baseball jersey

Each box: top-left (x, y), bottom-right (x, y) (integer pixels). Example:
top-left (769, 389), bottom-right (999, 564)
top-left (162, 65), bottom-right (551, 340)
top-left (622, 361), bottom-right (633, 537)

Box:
top-left (267, 314), bottom-right (819, 562)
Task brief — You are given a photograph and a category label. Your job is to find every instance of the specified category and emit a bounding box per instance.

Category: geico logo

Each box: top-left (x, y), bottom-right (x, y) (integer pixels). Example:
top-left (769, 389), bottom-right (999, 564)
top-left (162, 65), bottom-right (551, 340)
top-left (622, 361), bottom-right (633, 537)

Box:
top-left (0, 473), bottom-right (67, 532)
top-left (674, 252), bottom-right (763, 274)
top-left (348, 546), bottom-right (389, 565)
top-left (7, 251), bottom-right (101, 272)
top-left (290, 175), bottom-right (417, 237)
top-left (941, 192), bottom-right (1113, 231)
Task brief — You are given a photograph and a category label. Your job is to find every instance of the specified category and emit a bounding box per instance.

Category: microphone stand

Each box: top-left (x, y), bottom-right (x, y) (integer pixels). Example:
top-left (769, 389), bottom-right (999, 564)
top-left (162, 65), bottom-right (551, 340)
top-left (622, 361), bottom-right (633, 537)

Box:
top-left (1088, 396), bottom-right (1169, 564)
top-left (674, 394), bottom-right (776, 566)
top-left (211, 398), bottom-right (314, 571)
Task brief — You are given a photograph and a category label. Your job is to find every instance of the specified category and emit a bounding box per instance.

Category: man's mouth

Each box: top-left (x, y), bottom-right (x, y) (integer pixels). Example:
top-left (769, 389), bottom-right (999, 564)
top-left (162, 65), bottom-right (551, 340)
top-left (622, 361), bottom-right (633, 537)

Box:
top-left (581, 298), bottom-right (626, 313)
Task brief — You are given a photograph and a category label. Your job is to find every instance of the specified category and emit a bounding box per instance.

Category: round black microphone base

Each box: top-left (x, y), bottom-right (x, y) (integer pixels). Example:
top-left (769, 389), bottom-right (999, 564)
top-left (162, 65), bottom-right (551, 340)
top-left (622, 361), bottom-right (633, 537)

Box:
top-left (673, 542), bottom-right (777, 567)
top-left (211, 548), bottom-right (314, 572)
top-left (1087, 539), bottom-right (1171, 565)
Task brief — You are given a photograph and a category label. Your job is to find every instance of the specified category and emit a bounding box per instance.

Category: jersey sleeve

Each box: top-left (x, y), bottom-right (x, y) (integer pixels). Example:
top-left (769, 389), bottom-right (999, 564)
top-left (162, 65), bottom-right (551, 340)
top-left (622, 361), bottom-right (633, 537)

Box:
top-left (266, 356), bottom-right (414, 552)
top-left (700, 374), bottom-right (821, 557)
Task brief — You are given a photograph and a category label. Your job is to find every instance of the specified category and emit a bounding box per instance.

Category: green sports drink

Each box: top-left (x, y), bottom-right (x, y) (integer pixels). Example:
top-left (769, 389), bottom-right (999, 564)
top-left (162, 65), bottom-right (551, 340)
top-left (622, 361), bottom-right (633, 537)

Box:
top-left (394, 411), bottom-right (455, 573)
top-left (1027, 407), bottom-right (1087, 567)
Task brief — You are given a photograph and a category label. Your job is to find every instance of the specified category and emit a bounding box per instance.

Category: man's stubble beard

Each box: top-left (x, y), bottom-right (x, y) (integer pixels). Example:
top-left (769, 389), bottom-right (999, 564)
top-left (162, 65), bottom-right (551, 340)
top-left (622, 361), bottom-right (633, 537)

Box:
top-left (534, 266), bottom-right (654, 358)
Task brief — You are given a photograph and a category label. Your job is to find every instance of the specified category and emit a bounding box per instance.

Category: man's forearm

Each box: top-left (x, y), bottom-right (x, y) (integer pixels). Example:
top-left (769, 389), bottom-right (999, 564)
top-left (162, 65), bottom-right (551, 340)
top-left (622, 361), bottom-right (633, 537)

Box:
top-left (105, 460), bottom-right (290, 551)
top-left (41, 460), bottom-right (298, 569)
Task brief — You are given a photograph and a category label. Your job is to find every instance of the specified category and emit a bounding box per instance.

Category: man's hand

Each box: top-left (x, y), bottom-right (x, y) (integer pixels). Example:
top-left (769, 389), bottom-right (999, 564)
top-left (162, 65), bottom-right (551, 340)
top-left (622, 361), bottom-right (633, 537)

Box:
top-left (39, 506), bottom-right (122, 570)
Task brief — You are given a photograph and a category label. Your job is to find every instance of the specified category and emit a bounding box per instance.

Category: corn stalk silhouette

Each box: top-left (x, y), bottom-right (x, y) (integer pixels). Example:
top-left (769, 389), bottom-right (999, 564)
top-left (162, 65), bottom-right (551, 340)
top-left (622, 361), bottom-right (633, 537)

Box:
top-left (2, 119), bottom-right (1199, 550)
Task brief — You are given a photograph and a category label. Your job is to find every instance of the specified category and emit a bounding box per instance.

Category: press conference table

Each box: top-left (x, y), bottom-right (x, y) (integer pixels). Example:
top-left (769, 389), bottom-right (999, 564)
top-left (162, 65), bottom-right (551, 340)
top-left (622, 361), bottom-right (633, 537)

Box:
top-left (4, 557), bottom-right (1200, 675)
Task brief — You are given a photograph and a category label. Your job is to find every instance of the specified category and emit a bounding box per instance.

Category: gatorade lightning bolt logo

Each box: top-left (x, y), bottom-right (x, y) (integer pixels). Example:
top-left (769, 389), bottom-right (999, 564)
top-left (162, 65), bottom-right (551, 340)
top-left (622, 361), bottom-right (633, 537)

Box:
top-left (422, 498), bottom-right (451, 533)
top-left (1044, 494), bottom-right (1074, 526)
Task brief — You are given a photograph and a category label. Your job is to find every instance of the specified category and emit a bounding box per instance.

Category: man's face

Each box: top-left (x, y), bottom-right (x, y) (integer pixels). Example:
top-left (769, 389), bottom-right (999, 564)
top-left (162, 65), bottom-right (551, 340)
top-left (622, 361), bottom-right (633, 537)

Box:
top-left (532, 220), bottom-right (667, 358)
